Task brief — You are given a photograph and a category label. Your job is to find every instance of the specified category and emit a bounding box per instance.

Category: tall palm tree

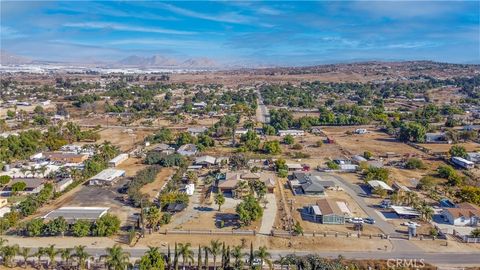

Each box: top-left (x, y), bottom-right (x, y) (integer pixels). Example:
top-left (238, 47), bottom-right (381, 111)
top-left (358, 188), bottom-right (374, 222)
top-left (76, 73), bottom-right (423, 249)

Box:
top-left (207, 240), bottom-right (222, 270)
top-left (103, 244), bottom-right (131, 270)
top-left (29, 165), bottom-right (37, 178)
top-left (178, 243), bottom-right (194, 270)
top-left (2, 244), bottom-right (19, 267)
top-left (139, 246), bottom-right (164, 270)
top-left (45, 244), bottom-right (59, 269)
top-left (60, 248), bottom-right (72, 268)
top-left (35, 247), bottom-right (46, 269)
top-left (231, 245), bottom-right (244, 270)
top-left (73, 245), bottom-right (90, 270)
top-left (19, 247), bottom-right (32, 268)
top-left (255, 246), bottom-right (272, 270)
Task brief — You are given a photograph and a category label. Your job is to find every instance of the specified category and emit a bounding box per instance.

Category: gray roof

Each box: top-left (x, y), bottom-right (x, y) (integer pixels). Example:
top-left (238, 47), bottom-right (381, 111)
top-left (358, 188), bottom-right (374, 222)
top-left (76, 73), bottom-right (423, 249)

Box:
top-left (301, 181), bottom-right (325, 193)
top-left (43, 207), bottom-right (109, 223)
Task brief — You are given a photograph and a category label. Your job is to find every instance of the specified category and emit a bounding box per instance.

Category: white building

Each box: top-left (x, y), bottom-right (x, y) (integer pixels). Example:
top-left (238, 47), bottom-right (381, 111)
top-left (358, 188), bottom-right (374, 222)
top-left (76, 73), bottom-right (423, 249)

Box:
top-left (367, 180), bottom-right (394, 192)
top-left (187, 127), bottom-right (208, 136)
top-left (354, 128), bottom-right (367, 134)
top-left (278, 130), bottom-right (305, 137)
top-left (108, 153), bottom-right (129, 167)
top-left (195, 156), bottom-right (216, 167)
top-left (177, 144), bottom-right (198, 156)
top-left (443, 203), bottom-right (480, 226)
top-left (451, 157), bottom-right (474, 170)
top-left (89, 169), bottom-right (125, 186)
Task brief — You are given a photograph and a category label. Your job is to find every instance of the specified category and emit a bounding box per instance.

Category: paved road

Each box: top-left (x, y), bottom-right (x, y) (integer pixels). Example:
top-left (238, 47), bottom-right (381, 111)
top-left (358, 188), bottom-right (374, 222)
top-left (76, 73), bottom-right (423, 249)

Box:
top-left (256, 90), bottom-right (270, 124)
top-left (77, 247), bottom-right (480, 266)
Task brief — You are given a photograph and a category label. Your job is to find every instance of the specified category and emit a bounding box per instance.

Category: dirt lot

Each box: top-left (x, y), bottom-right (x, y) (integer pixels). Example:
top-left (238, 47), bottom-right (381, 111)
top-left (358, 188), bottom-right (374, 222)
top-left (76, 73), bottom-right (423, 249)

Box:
top-left (139, 167), bottom-right (175, 201)
top-left (116, 157), bottom-right (147, 177)
top-left (323, 126), bottom-right (425, 157)
top-left (417, 142), bottom-right (480, 154)
top-left (95, 127), bottom-right (153, 152)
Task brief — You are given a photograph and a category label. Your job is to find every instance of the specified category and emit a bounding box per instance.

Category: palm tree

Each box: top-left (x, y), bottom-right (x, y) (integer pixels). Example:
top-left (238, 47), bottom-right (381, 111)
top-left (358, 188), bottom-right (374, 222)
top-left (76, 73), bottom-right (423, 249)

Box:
top-left (214, 193), bottom-right (225, 211)
top-left (207, 240), bottom-right (222, 270)
top-left (2, 244), bottom-right (19, 267)
top-left (255, 246), bottom-right (272, 270)
top-left (178, 243), bottom-right (194, 270)
top-left (139, 246), bottom-right (164, 270)
top-left (19, 247), bottom-right (32, 268)
top-left (231, 245), bottom-right (244, 270)
top-left (29, 165), bottom-right (37, 178)
top-left (39, 165), bottom-right (48, 178)
top-left (73, 245), bottom-right (90, 270)
top-left (45, 244), bottom-right (59, 269)
top-left (35, 247), bottom-right (46, 269)
top-left (103, 244), bottom-right (131, 270)
top-left (60, 248), bottom-right (72, 268)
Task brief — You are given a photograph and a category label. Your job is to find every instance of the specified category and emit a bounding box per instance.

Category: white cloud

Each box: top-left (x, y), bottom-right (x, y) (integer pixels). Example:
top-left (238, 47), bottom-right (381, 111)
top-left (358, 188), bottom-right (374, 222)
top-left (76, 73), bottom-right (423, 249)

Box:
top-left (157, 3), bottom-right (254, 24)
top-left (63, 22), bottom-right (195, 35)
top-left (0, 26), bottom-right (26, 39)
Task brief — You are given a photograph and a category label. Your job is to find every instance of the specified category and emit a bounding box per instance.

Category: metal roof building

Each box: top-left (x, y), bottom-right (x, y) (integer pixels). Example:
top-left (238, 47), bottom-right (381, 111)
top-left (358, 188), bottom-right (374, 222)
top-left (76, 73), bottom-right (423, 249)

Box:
top-left (89, 168), bottom-right (125, 186)
top-left (43, 207), bottom-right (109, 223)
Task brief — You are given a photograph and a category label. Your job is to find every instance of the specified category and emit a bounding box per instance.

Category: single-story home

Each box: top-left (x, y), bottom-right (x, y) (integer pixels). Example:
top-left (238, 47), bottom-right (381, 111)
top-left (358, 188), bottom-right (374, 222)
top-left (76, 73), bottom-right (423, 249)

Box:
top-left (195, 156), bottom-right (216, 167)
top-left (391, 205), bottom-right (420, 218)
top-left (1, 178), bottom-right (45, 196)
top-left (278, 130), bottom-right (305, 137)
top-left (289, 172), bottom-right (336, 196)
top-left (467, 152), bottom-right (480, 164)
top-left (451, 157), bottom-right (474, 170)
top-left (425, 133), bottom-right (451, 144)
top-left (443, 203), bottom-right (480, 226)
top-left (218, 170), bottom-right (276, 195)
top-left (286, 163), bottom-right (304, 171)
top-left (304, 198), bottom-right (346, 224)
top-left (187, 127), bottom-right (208, 136)
top-left (89, 168), bottom-right (125, 186)
top-left (352, 155), bottom-right (367, 164)
top-left (108, 153), bottom-right (129, 167)
top-left (43, 152), bottom-right (89, 164)
top-left (235, 128), bottom-right (249, 136)
top-left (152, 143), bottom-right (176, 155)
top-left (177, 144), bottom-right (198, 156)
top-left (367, 180), bottom-right (394, 193)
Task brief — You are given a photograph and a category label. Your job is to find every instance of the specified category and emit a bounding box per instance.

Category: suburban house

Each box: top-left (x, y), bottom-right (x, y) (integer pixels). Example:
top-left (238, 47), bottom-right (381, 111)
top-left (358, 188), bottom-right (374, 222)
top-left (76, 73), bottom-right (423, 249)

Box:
top-left (451, 157), bottom-right (475, 169)
top-left (194, 156), bottom-right (217, 167)
top-left (217, 170), bottom-right (276, 196)
top-left (43, 152), bottom-right (89, 164)
top-left (392, 182), bottom-right (411, 193)
top-left (177, 144), bottom-right (198, 156)
top-left (1, 178), bottom-right (45, 196)
top-left (108, 153), bottom-right (129, 167)
top-left (234, 128), bottom-right (249, 136)
top-left (425, 133), bottom-right (450, 144)
top-left (443, 203), bottom-right (480, 226)
top-left (89, 168), bottom-right (125, 186)
top-left (193, 102), bottom-right (207, 108)
top-left (467, 152), bottom-right (480, 164)
top-left (286, 163), bottom-right (304, 172)
top-left (289, 172), bottom-right (336, 196)
top-left (152, 143), bottom-right (175, 155)
top-left (304, 198), bottom-right (346, 224)
top-left (187, 127), bottom-right (208, 136)
top-left (278, 130), bottom-right (305, 137)
top-left (367, 180), bottom-right (394, 193)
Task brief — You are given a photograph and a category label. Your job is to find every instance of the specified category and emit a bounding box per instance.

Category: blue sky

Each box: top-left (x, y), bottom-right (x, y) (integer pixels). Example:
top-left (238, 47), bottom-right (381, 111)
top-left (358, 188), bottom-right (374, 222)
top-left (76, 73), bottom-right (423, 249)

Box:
top-left (1, 1), bottom-right (479, 65)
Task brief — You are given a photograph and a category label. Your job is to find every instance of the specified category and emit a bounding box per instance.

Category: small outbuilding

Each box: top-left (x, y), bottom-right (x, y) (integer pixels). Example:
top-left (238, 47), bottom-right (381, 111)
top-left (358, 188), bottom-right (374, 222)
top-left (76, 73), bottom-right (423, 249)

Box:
top-left (89, 168), bottom-right (125, 186)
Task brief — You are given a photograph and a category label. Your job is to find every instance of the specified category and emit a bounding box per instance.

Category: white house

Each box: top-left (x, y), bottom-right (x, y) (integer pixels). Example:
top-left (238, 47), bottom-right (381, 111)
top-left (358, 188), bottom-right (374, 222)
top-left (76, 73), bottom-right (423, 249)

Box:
top-left (89, 169), bottom-right (125, 186)
top-left (354, 128), bottom-right (367, 134)
top-left (451, 157), bottom-right (474, 170)
top-left (443, 203), bottom-right (480, 226)
top-left (367, 180), bottom-right (394, 192)
top-left (187, 127), bottom-right (208, 136)
top-left (278, 130), bottom-right (305, 137)
top-left (177, 144), bottom-right (198, 156)
top-left (108, 153), bottom-right (129, 167)
top-left (195, 156), bottom-right (216, 167)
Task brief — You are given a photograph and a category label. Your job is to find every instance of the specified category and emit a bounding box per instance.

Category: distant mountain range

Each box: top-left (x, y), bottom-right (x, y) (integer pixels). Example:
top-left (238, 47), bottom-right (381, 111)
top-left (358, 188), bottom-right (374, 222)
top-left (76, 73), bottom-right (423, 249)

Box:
top-left (0, 50), bottom-right (218, 68)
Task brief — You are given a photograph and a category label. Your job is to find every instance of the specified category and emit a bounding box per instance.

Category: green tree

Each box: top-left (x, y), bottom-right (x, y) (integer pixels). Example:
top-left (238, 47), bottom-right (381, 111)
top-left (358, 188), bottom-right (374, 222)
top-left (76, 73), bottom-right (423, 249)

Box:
top-left (178, 243), bottom-right (194, 269)
top-left (0, 175), bottom-right (11, 186)
top-left (103, 244), bottom-right (130, 270)
top-left (255, 246), bottom-right (272, 270)
top-left (25, 218), bottom-right (44, 237)
top-left (231, 245), bottom-right (244, 270)
top-left (2, 244), bottom-right (19, 267)
top-left (139, 246), bottom-right (165, 270)
top-left (363, 151), bottom-right (373, 160)
top-left (72, 220), bottom-right (91, 237)
top-left (214, 193), bottom-right (225, 211)
top-left (207, 240), bottom-right (222, 270)
top-left (19, 247), bottom-right (32, 269)
top-left (45, 244), bottom-right (59, 269)
top-left (73, 245), bottom-right (90, 270)
top-left (283, 135), bottom-right (294, 145)
top-left (293, 221), bottom-right (304, 235)
top-left (263, 140), bottom-right (282, 155)
top-left (11, 181), bottom-right (27, 195)
top-left (470, 228), bottom-right (480, 238)
top-left (93, 214), bottom-right (120, 236)
top-left (398, 122), bottom-right (427, 143)
top-left (417, 176), bottom-right (435, 191)
top-left (236, 195), bottom-right (263, 226)
top-left (405, 158), bottom-right (425, 169)
top-left (60, 248), bottom-right (72, 269)
top-left (449, 145), bottom-right (468, 158)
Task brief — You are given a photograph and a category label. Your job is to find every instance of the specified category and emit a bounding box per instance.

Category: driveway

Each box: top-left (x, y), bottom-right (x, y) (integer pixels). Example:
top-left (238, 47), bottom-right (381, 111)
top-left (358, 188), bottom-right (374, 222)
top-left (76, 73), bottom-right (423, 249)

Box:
top-left (259, 193), bottom-right (277, 234)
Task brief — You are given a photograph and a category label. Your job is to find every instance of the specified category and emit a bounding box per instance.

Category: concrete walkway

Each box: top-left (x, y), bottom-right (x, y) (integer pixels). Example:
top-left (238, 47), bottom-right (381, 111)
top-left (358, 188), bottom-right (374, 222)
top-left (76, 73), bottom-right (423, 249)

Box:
top-left (259, 193), bottom-right (277, 234)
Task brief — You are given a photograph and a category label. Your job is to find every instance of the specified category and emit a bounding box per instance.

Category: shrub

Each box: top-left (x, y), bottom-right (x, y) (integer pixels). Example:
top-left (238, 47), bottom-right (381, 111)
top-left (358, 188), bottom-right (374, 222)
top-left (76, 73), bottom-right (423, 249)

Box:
top-left (405, 158), bottom-right (425, 169)
top-left (291, 143), bottom-right (303, 150)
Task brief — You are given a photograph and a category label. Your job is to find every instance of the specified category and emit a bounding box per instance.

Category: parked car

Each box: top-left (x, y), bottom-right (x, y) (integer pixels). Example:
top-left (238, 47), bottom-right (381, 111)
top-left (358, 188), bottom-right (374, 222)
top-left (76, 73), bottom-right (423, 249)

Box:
top-left (402, 221), bottom-right (420, 227)
top-left (351, 217), bottom-right (364, 224)
top-left (364, 217), bottom-right (375, 224)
